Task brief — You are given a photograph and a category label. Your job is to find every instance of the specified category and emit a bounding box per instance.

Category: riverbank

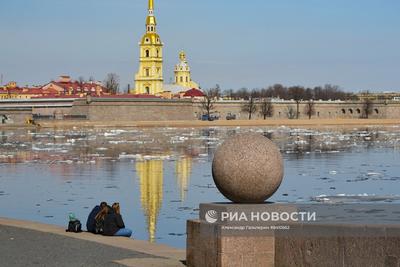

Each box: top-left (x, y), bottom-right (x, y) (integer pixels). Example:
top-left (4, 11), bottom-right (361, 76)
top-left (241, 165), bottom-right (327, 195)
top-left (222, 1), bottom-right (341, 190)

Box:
top-left (1, 118), bottom-right (398, 129)
top-left (0, 217), bottom-right (185, 267)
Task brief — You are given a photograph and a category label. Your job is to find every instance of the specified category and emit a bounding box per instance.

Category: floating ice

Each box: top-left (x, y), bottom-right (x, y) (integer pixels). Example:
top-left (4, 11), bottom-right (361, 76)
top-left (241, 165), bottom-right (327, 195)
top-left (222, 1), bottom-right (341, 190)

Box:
top-left (311, 194), bottom-right (400, 203)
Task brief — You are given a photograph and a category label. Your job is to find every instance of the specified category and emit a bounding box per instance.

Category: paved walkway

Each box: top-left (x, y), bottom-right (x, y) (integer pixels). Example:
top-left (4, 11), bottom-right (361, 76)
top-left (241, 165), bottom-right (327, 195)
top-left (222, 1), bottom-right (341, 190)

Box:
top-left (0, 217), bottom-right (186, 267)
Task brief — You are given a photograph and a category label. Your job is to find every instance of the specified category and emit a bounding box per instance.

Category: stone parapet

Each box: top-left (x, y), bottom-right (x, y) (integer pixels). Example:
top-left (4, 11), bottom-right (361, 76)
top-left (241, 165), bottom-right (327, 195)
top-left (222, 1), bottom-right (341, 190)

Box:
top-left (187, 203), bottom-right (400, 267)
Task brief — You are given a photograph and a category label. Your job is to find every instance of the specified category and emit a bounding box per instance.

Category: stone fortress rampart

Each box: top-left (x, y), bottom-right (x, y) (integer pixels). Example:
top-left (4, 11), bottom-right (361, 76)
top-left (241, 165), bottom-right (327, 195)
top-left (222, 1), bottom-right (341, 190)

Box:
top-left (0, 98), bottom-right (400, 123)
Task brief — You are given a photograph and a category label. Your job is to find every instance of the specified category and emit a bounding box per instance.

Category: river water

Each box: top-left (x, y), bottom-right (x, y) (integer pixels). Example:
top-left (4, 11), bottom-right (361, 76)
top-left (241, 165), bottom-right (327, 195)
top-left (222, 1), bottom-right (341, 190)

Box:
top-left (1, 126), bottom-right (400, 248)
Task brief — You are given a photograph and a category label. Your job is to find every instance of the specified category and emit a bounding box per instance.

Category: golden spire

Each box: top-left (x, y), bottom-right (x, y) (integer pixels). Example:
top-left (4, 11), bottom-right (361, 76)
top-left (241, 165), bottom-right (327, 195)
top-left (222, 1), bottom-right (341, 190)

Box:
top-left (146, 0), bottom-right (156, 26)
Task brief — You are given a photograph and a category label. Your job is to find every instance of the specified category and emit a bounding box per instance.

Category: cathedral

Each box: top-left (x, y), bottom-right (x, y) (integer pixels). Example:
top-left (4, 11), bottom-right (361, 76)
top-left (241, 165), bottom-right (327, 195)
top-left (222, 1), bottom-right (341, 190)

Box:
top-left (133, 0), bottom-right (199, 96)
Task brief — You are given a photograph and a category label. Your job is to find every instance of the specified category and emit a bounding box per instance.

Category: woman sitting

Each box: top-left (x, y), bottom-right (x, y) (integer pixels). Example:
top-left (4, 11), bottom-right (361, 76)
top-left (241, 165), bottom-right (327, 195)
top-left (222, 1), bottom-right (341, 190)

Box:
top-left (94, 205), bottom-right (109, 234)
top-left (103, 203), bottom-right (133, 237)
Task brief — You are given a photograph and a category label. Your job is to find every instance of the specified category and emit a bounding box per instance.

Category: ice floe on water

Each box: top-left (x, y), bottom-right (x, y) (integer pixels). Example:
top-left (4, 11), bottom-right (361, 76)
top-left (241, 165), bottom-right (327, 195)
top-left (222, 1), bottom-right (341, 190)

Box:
top-left (311, 194), bottom-right (400, 203)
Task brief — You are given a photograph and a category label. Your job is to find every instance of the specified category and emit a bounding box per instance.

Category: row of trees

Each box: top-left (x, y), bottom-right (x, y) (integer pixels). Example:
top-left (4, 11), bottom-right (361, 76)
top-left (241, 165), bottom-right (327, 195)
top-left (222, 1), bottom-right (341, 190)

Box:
top-left (84, 77), bottom-right (354, 101)
top-left (201, 85), bottom-right (375, 120)
top-left (222, 84), bottom-right (356, 101)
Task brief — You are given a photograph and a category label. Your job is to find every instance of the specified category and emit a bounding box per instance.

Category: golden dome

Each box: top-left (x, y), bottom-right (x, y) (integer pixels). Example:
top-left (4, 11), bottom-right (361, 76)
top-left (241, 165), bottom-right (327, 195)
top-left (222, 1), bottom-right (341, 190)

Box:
top-left (179, 51), bottom-right (186, 61)
top-left (146, 15), bottom-right (157, 25)
top-left (141, 33), bottom-right (162, 45)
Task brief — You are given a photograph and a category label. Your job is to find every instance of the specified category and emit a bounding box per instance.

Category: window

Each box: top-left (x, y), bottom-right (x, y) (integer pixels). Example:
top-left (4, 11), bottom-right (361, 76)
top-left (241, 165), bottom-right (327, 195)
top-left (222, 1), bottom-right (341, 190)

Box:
top-left (145, 50), bottom-right (150, 57)
top-left (180, 77), bottom-right (183, 82)
top-left (175, 77), bottom-right (178, 83)
top-left (341, 109), bottom-right (346, 114)
top-left (156, 49), bottom-right (159, 57)
top-left (356, 108), bottom-right (361, 114)
top-left (186, 77), bottom-right (188, 82)
top-left (145, 68), bottom-right (150, 77)
top-left (375, 109), bottom-right (379, 114)
top-left (349, 109), bottom-right (353, 114)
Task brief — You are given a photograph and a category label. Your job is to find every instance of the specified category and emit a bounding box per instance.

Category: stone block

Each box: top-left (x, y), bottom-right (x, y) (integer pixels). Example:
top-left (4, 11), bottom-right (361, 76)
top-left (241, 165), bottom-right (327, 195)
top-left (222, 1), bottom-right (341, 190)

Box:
top-left (218, 253), bottom-right (242, 267)
top-left (219, 236), bottom-right (255, 254)
top-left (342, 236), bottom-right (386, 267)
top-left (254, 253), bottom-right (275, 267)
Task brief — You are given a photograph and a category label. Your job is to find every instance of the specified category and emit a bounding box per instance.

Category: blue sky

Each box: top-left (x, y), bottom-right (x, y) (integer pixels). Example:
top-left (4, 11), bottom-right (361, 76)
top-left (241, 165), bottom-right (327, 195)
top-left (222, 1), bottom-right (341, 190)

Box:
top-left (0, 0), bottom-right (399, 92)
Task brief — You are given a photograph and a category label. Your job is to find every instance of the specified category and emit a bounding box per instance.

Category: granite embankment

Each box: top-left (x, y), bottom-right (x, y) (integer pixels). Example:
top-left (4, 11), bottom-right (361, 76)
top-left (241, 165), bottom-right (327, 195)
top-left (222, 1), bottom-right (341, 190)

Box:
top-left (0, 217), bottom-right (185, 267)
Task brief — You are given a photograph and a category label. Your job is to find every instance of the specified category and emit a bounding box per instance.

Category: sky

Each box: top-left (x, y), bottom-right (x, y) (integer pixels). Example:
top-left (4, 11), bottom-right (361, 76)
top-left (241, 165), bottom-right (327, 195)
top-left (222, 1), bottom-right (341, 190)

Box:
top-left (0, 0), bottom-right (399, 92)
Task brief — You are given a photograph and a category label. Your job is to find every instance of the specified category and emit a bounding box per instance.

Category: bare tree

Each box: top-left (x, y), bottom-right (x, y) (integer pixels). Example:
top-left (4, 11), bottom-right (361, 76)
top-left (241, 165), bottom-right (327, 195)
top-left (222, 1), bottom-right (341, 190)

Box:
top-left (211, 84), bottom-right (221, 100)
top-left (362, 94), bottom-right (374, 119)
top-left (304, 100), bottom-right (316, 119)
top-left (270, 84), bottom-right (287, 99)
top-left (104, 73), bottom-right (120, 95)
top-left (259, 99), bottom-right (274, 119)
top-left (200, 88), bottom-right (217, 119)
top-left (236, 87), bottom-right (250, 100)
top-left (223, 89), bottom-right (234, 100)
top-left (241, 91), bottom-right (258, 120)
top-left (288, 86), bottom-right (305, 119)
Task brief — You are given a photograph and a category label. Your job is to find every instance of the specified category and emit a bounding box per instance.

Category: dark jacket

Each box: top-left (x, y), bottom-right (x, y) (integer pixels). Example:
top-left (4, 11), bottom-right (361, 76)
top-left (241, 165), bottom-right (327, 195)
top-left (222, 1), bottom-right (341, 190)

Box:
top-left (103, 213), bottom-right (125, 236)
top-left (86, 205), bottom-right (101, 233)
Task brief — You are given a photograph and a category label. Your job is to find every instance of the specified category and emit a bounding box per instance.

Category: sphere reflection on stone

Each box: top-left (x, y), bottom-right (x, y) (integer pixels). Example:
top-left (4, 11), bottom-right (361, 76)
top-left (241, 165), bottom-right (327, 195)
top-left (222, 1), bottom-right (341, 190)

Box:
top-left (212, 133), bottom-right (284, 203)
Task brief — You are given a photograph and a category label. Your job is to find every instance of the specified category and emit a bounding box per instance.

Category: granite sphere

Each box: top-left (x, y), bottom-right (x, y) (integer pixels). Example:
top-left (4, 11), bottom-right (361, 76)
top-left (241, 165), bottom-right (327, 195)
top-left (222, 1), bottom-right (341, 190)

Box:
top-left (212, 133), bottom-right (284, 203)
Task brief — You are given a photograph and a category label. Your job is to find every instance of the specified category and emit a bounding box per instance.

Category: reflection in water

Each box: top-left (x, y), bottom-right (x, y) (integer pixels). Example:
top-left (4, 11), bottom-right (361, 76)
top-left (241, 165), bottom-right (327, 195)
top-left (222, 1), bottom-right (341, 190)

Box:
top-left (1, 126), bottom-right (400, 248)
top-left (136, 159), bottom-right (163, 243)
top-left (175, 156), bottom-right (192, 201)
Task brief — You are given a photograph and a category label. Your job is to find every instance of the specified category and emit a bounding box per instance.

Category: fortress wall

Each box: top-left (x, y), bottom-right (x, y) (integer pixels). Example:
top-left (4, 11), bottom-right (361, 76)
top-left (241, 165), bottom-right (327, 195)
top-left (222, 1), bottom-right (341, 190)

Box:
top-left (207, 101), bottom-right (400, 120)
top-left (1, 99), bottom-right (400, 123)
top-left (71, 99), bottom-right (196, 121)
top-left (0, 109), bottom-right (32, 123)
top-left (32, 107), bottom-right (73, 116)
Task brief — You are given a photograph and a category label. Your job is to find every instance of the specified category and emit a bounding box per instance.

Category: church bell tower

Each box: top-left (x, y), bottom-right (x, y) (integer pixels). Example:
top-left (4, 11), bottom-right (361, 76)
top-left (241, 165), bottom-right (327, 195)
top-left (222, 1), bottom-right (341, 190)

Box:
top-left (134, 0), bottom-right (164, 95)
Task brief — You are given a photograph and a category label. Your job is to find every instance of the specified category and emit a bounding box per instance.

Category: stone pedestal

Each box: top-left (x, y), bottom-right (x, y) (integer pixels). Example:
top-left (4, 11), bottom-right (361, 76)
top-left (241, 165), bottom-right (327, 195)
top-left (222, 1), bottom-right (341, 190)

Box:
top-left (186, 203), bottom-right (296, 267)
top-left (187, 203), bottom-right (400, 267)
top-left (187, 219), bottom-right (275, 267)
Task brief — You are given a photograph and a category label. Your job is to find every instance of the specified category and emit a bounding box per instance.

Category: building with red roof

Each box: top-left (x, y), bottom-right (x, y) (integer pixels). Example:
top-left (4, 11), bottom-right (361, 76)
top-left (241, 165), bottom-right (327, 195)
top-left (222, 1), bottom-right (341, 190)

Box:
top-left (183, 88), bottom-right (205, 98)
top-left (41, 76), bottom-right (109, 97)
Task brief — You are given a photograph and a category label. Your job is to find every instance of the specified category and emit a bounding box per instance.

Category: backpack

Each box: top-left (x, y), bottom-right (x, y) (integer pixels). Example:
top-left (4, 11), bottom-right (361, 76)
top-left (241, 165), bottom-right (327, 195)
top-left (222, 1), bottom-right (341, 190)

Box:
top-left (95, 219), bottom-right (104, 234)
top-left (66, 220), bottom-right (82, 233)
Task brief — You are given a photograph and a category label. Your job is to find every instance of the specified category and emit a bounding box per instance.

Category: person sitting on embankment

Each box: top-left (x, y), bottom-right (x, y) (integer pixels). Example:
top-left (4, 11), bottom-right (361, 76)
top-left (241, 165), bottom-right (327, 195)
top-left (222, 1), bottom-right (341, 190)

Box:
top-left (103, 203), bottom-right (133, 237)
top-left (94, 204), bottom-right (110, 234)
top-left (86, 201), bottom-right (107, 233)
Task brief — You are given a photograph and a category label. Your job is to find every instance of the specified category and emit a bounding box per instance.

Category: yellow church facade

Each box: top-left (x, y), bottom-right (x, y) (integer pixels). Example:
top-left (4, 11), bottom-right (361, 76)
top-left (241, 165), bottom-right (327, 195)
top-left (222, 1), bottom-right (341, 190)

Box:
top-left (174, 51), bottom-right (199, 89)
top-left (134, 0), bottom-right (200, 96)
